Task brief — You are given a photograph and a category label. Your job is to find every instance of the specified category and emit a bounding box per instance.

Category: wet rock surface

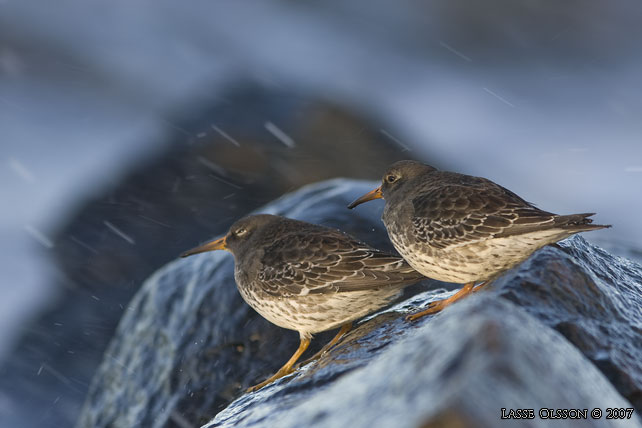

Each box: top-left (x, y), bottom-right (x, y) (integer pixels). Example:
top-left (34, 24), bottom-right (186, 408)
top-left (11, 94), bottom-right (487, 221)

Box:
top-left (210, 298), bottom-right (638, 428)
top-left (0, 85), bottom-right (420, 428)
top-left (496, 239), bottom-right (642, 411)
top-left (78, 178), bottom-right (642, 428)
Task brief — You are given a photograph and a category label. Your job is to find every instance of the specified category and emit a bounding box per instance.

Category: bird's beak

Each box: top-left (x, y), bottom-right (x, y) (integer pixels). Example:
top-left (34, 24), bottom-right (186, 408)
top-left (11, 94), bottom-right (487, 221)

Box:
top-left (181, 235), bottom-right (227, 257)
top-left (347, 186), bottom-right (383, 209)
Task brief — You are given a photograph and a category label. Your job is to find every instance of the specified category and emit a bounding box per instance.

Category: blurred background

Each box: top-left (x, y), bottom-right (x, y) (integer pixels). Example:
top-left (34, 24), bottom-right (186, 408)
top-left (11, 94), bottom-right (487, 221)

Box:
top-left (1, 0), bottom-right (641, 426)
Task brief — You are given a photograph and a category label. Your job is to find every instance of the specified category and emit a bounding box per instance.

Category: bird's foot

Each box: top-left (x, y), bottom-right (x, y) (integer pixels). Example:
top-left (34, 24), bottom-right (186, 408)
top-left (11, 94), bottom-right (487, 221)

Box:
top-left (405, 300), bottom-right (445, 321)
top-left (405, 282), bottom-right (476, 322)
top-left (246, 337), bottom-right (310, 393)
top-left (246, 366), bottom-right (294, 392)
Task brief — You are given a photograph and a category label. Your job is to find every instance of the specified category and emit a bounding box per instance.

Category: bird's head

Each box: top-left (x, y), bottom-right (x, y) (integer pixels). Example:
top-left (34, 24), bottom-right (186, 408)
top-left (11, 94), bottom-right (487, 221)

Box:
top-left (347, 160), bottom-right (437, 209)
top-left (181, 214), bottom-right (279, 257)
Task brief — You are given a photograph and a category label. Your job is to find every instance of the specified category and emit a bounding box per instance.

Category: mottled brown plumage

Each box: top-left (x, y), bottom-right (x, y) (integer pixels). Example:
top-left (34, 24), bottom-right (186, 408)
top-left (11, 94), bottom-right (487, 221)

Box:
top-left (182, 214), bottom-right (424, 390)
top-left (349, 160), bottom-right (610, 320)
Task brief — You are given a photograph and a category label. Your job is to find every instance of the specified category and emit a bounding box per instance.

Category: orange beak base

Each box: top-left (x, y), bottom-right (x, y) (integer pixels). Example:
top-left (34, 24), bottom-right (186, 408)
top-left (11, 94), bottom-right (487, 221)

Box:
top-left (181, 235), bottom-right (227, 258)
top-left (347, 186), bottom-right (383, 209)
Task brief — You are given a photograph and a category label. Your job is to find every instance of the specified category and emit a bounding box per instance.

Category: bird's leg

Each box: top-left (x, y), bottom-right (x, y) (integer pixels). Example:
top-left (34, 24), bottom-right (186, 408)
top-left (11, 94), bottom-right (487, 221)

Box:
top-left (472, 281), bottom-right (489, 293)
top-left (323, 322), bottom-right (352, 350)
top-left (295, 322), bottom-right (352, 369)
top-left (246, 337), bottom-right (311, 392)
top-left (406, 282), bottom-right (476, 321)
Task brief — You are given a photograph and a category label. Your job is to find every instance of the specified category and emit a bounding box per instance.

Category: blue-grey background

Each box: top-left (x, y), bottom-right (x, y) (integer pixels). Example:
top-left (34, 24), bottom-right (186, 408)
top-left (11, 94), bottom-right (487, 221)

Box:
top-left (1, 0), bottom-right (641, 424)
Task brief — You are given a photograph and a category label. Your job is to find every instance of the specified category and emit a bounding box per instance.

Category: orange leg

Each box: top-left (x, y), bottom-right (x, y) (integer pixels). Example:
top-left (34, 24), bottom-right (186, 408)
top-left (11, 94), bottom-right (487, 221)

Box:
top-left (296, 322), bottom-right (352, 369)
top-left (324, 322), bottom-right (352, 350)
top-left (472, 281), bottom-right (489, 293)
top-left (406, 282), bottom-right (476, 322)
top-left (247, 337), bottom-right (311, 392)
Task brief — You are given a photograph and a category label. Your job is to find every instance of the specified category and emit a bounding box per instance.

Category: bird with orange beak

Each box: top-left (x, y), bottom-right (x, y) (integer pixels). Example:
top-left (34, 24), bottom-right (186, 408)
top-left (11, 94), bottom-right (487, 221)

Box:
top-left (348, 160), bottom-right (609, 321)
top-left (182, 214), bottom-right (424, 391)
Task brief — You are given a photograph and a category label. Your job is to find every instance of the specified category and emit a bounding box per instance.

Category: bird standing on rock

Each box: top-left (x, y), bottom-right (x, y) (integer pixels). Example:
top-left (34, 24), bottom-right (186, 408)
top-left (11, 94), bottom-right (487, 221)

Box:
top-left (348, 160), bottom-right (610, 321)
top-left (181, 214), bottom-right (424, 391)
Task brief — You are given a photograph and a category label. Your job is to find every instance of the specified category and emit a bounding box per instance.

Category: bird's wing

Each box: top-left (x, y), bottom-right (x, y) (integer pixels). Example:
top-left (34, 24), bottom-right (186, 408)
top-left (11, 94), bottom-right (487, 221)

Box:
top-left (257, 233), bottom-right (424, 297)
top-left (411, 181), bottom-right (559, 249)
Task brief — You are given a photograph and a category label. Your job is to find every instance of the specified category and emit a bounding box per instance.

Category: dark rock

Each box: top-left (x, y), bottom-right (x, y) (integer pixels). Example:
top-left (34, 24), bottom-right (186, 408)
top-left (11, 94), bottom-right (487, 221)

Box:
top-left (496, 237), bottom-right (642, 411)
top-left (209, 297), bottom-right (639, 428)
top-left (0, 85), bottom-right (422, 428)
top-left (78, 178), bottom-right (642, 428)
top-left (76, 179), bottom-right (435, 428)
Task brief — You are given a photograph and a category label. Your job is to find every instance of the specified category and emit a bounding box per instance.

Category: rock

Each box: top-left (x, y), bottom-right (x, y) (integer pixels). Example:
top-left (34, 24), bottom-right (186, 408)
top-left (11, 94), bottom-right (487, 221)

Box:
top-left (209, 297), bottom-right (639, 428)
top-left (78, 178), bottom-right (642, 428)
top-left (76, 179), bottom-right (435, 428)
top-left (496, 237), bottom-right (642, 411)
top-left (0, 85), bottom-right (422, 428)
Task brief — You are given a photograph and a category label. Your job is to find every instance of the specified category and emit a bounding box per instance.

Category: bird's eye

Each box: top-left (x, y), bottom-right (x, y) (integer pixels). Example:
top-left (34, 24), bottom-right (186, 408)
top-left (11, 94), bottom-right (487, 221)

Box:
top-left (235, 228), bottom-right (247, 237)
top-left (385, 174), bottom-right (398, 184)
